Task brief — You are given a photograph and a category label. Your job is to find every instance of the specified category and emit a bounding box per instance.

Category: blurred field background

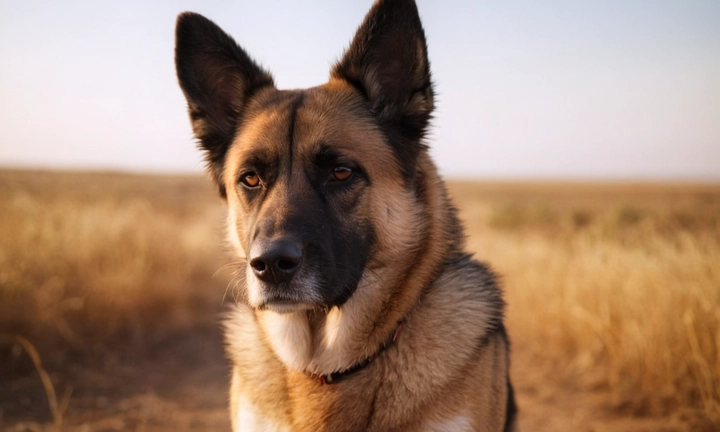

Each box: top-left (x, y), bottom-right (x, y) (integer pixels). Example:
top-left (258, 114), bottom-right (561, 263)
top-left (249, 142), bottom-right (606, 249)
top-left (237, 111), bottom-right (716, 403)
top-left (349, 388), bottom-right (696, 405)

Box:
top-left (1, 169), bottom-right (719, 431)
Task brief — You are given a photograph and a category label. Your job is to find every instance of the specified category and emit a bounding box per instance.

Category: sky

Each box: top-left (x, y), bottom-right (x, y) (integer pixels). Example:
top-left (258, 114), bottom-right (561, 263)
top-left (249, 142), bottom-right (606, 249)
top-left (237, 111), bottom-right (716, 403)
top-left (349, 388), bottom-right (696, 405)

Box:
top-left (1, 0), bottom-right (719, 180)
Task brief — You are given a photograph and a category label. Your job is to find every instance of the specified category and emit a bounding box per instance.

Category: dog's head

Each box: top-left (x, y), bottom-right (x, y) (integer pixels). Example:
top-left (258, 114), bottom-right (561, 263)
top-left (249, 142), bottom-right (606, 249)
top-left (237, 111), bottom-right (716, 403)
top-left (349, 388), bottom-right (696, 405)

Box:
top-left (175, 0), bottom-right (434, 313)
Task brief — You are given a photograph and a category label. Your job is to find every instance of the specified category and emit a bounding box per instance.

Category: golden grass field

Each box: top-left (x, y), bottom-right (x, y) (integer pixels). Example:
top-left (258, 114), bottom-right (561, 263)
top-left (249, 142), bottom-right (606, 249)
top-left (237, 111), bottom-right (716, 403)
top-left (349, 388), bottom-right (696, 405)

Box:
top-left (1, 169), bottom-right (719, 431)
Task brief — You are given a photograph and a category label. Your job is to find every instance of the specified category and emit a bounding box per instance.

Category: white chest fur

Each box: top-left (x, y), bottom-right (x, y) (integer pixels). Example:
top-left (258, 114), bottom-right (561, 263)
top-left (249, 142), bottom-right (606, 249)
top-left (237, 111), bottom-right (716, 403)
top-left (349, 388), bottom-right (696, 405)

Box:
top-left (422, 415), bottom-right (474, 432)
top-left (234, 396), bottom-right (289, 432)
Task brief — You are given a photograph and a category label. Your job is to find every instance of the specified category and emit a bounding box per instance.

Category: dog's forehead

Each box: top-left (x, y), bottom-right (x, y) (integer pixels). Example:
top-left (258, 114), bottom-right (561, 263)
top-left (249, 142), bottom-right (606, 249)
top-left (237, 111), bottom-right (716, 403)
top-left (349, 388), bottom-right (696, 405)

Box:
top-left (294, 84), bottom-right (396, 166)
top-left (225, 83), bottom-right (401, 180)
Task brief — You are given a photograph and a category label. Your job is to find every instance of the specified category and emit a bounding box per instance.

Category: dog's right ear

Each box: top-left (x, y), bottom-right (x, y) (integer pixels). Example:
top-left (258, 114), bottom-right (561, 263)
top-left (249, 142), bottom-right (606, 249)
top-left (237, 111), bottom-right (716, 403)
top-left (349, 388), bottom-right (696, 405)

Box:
top-left (331, 0), bottom-right (434, 181)
top-left (175, 12), bottom-right (274, 197)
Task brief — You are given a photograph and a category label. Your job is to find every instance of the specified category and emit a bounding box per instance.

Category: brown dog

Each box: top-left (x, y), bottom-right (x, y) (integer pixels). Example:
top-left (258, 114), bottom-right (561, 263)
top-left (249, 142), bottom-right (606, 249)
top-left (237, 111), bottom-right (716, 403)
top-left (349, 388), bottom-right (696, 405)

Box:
top-left (175, 0), bottom-right (517, 430)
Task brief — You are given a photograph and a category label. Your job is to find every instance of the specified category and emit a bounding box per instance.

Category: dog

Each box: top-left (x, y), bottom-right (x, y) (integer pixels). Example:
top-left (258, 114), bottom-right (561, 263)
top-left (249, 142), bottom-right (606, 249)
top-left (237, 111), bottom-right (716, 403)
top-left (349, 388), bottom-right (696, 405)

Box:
top-left (175, 0), bottom-right (517, 430)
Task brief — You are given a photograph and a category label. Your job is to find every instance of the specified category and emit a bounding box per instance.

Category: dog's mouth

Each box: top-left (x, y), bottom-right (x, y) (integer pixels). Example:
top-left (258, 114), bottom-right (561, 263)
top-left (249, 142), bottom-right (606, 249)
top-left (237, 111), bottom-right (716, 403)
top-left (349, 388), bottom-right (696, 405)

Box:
top-left (258, 298), bottom-right (315, 314)
top-left (255, 285), bottom-right (320, 313)
top-left (247, 263), bottom-right (331, 312)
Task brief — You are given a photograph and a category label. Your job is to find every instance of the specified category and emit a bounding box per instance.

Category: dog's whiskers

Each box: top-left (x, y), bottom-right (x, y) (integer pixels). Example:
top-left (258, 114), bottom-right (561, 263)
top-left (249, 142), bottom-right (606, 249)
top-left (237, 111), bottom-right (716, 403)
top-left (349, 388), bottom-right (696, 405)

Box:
top-left (220, 259), bottom-right (247, 306)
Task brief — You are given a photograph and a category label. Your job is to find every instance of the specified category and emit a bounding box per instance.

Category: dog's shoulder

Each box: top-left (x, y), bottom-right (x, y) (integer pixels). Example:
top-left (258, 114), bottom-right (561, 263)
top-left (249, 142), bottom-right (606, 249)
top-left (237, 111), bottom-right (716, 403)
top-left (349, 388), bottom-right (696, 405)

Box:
top-left (428, 254), bottom-right (505, 332)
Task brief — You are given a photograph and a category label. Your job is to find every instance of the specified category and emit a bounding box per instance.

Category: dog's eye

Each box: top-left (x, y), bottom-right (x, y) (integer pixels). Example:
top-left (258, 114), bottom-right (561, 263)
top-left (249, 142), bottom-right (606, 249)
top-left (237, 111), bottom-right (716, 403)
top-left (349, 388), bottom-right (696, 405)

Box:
top-left (331, 166), bottom-right (353, 182)
top-left (240, 171), bottom-right (261, 188)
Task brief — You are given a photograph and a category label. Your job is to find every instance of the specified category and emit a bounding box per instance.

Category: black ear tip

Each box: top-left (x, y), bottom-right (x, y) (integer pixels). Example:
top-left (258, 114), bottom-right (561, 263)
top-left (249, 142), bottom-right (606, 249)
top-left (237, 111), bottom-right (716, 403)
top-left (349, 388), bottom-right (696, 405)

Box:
top-left (176, 12), bottom-right (197, 39)
top-left (372, 0), bottom-right (417, 5)
top-left (176, 11), bottom-right (198, 29)
top-left (371, 0), bottom-right (420, 15)
top-left (176, 11), bottom-right (205, 25)
top-left (175, 12), bottom-right (217, 39)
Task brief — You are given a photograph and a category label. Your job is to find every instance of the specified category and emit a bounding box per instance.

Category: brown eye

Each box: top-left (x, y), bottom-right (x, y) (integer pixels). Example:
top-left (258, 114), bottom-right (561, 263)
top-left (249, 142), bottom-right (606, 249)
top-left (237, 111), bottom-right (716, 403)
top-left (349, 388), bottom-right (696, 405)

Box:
top-left (240, 172), bottom-right (260, 188)
top-left (332, 166), bottom-right (353, 182)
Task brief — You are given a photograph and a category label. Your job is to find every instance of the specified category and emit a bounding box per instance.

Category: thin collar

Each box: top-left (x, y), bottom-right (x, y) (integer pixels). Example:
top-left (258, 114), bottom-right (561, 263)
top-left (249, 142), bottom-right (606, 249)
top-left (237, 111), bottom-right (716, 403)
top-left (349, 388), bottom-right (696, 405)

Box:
top-left (312, 322), bottom-right (405, 385)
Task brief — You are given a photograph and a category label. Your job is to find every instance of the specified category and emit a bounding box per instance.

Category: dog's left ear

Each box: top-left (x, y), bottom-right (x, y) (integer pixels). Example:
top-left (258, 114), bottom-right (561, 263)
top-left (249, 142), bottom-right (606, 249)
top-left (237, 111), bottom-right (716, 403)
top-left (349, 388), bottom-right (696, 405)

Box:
top-left (332, 0), bottom-right (434, 178)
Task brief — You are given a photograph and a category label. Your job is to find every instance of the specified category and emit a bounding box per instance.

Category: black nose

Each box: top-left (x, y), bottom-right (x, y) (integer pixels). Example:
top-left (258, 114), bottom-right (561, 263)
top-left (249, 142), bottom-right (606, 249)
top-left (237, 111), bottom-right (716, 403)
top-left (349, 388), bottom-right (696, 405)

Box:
top-left (249, 238), bottom-right (302, 284)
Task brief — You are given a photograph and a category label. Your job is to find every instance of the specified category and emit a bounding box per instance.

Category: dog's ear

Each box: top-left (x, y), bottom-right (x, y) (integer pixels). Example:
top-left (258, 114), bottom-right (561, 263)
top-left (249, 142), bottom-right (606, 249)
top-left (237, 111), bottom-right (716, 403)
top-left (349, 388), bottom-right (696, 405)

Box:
top-left (332, 0), bottom-right (434, 179)
top-left (175, 12), bottom-right (274, 197)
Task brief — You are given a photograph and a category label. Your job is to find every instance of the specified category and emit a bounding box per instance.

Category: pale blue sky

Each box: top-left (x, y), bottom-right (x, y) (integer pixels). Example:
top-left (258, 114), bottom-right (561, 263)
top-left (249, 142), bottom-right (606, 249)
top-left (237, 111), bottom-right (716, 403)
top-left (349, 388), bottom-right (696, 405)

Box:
top-left (1, 0), bottom-right (719, 180)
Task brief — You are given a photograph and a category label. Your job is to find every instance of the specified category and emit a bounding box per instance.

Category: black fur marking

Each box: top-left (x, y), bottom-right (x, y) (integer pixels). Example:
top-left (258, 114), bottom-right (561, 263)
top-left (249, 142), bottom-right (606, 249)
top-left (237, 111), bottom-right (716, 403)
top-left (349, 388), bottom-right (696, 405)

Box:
top-left (497, 322), bottom-right (518, 431)
top-left (504, 377), bottom-right (518, 432)
top-left (246, 142), bottom-right (374, 309)
top-left (286, 93), bottom-right (305, 177)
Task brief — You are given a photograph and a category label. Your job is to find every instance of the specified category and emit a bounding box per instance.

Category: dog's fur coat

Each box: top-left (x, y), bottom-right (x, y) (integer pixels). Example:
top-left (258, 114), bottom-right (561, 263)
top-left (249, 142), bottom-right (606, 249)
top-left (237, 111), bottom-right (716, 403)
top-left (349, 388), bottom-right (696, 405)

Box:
top-left (175, 1), bottom-right (517, 430)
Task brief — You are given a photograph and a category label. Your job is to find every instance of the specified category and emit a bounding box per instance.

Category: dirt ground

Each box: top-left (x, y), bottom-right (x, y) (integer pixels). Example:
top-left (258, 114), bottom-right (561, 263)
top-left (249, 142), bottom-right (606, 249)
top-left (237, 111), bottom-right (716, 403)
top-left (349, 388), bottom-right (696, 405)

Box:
top-left (2, 326), bottom-right (230, 432)
top-left (3, 325), bottom-right (713, 432)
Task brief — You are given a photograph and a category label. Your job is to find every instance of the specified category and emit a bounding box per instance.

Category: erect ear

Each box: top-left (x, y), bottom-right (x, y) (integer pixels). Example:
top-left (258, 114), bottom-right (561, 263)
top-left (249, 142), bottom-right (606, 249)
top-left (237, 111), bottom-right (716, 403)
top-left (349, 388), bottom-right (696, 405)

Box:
top-left (331, 0), bottom-right (434, 179)
top-left (175, 12), bottom-right (275, 197)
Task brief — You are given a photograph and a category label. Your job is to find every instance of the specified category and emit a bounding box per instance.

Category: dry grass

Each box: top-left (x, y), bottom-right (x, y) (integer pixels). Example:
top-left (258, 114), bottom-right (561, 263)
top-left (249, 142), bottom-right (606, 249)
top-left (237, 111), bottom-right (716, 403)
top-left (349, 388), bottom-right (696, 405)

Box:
top-left (0, 170), bottom-right (230, 361)
top-left (450, 181), bottom-right (720, 420)
top-left (1, 170), bottom-right (718, 426)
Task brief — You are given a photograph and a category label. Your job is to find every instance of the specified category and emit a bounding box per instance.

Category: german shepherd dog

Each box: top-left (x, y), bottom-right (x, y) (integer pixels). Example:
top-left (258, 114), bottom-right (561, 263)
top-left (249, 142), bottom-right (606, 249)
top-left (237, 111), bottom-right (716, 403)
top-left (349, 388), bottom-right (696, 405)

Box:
top-left (175, 0), bottom-right (517, 430)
